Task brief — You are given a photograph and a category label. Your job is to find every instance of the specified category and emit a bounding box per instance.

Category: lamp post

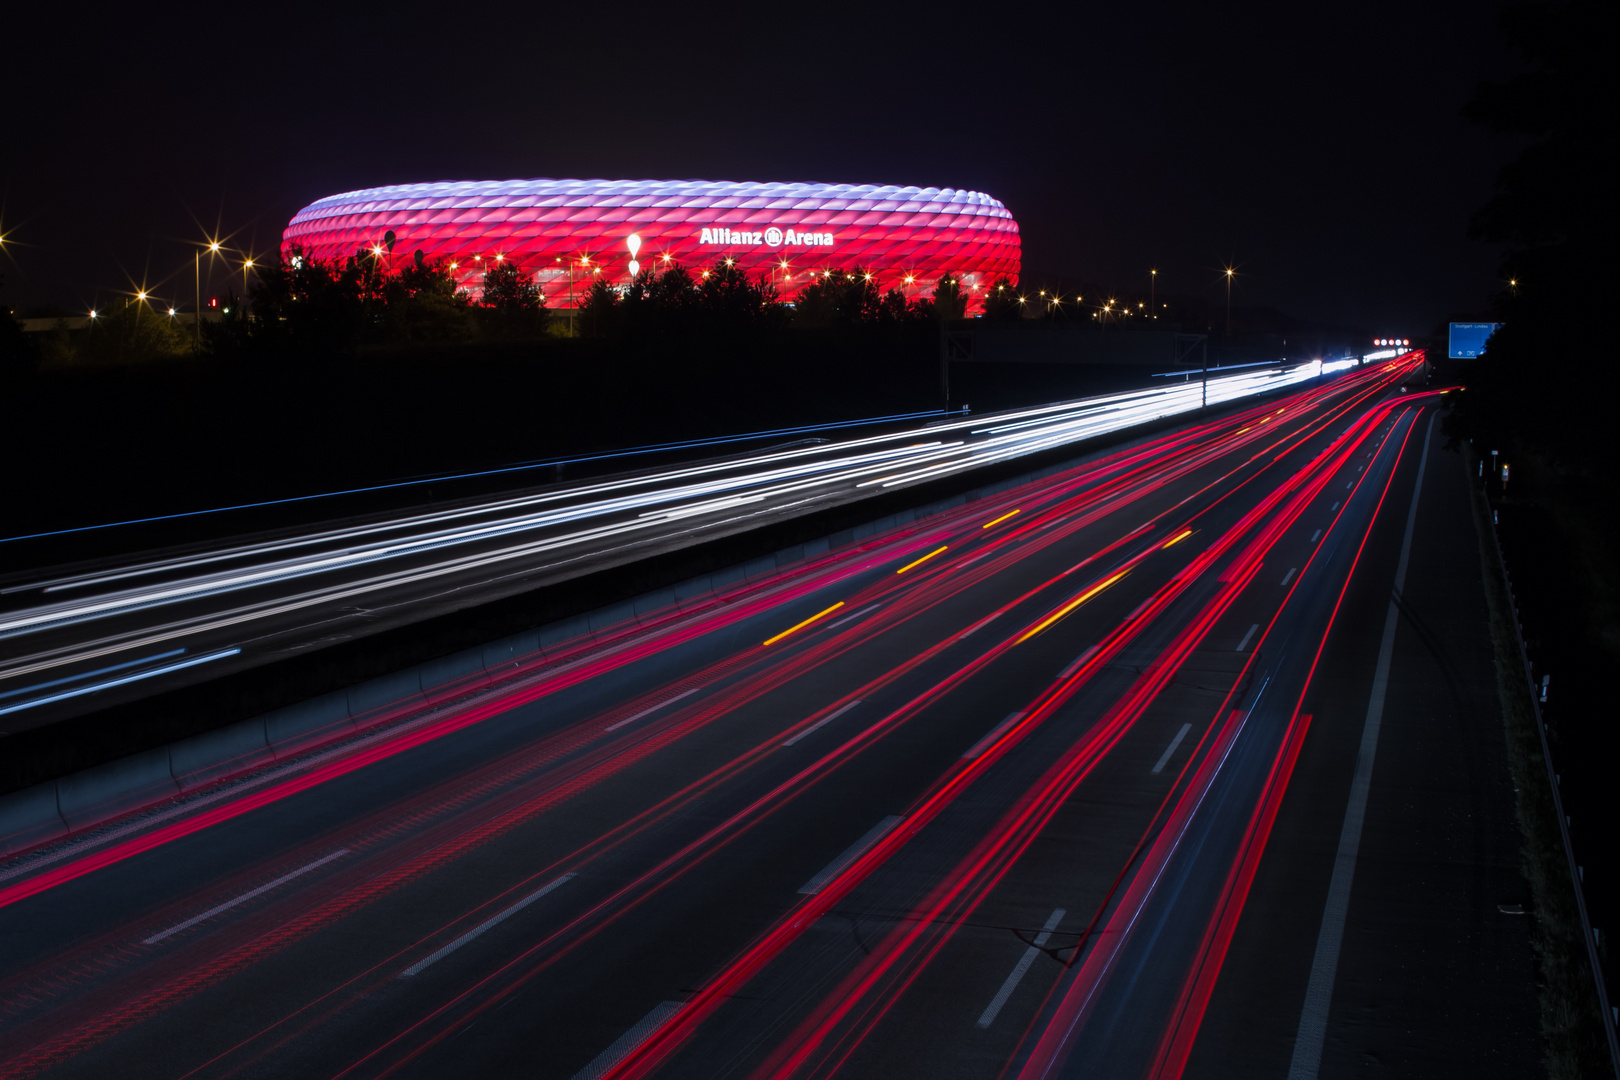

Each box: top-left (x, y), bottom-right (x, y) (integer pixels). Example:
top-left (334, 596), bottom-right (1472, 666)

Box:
top-left (195, 241), bottom-right (221, 350)
top-left (242, 258), bottom-right (255, 300)
top-left (1150, 268), bottom-right (1157, 319)
top-left (1224, 267), bottom-right (1234, 336)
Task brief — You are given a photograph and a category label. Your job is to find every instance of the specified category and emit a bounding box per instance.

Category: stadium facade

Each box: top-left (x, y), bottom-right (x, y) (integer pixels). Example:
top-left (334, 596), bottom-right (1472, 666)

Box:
top-left (282, 179), bottom-right (1020, 311)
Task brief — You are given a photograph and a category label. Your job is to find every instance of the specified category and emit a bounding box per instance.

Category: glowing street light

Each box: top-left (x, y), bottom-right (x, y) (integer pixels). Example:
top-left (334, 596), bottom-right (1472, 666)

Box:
top-left (1223, 266), bottom-right (1235, 335)
top-left (1150, 268), bottom-right (1157, 316)
top-left (195, 239), bottom-right (225, 350)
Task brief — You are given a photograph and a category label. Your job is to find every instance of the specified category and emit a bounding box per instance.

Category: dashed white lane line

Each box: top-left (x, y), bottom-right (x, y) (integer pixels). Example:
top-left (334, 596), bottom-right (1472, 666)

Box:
top-left (1280, 567), bottom-right (1298, 587)
top-left (1236, 623), bottom-right (1260, 652)
top-left (1310, 529), bottom-right (1323, 542)
top-left (604, 686), bottom-right (701, 732)
top-left (1152, 723), bottom-right (1194, 775)
top-left (144, 849), bottom-right (350, 944)
top-left (827, 602), bottom-right (883, 629)
top-left (399, 873), bottom-right (576, 978)
top-left (977, 908), bottom-right (1067, 1028)
top-left (1330, 501), bottom-right (1340, 512)
top-left (963, 712), bottom-right (1024, 760)
top-left (1059, 645), bottom-right (1099, 680)
top-left (782, 700), bottom-right (862, 746)
top-left (799, 816), bottom-right (903, 895)
top-left (570, 1000), bottom-right (684, 1080)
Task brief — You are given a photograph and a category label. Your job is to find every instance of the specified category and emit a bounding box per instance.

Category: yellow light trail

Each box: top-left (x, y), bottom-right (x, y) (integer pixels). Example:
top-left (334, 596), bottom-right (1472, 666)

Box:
top-left (1017, 571), bottom-right (1128, 643)
top-left (982, 509), bottom-right (1022, 529)
top-left (1161, 529), bottom-right (1193, 549)
top-left (762, 601), bottom-right (845, 646)
top-left (896, 546), bottom-right (949, 574)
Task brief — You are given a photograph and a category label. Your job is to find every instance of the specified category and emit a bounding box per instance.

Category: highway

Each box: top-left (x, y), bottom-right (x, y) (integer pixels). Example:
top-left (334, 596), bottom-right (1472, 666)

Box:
top-left (0, 353), bottom-right (1490, 1079)
top-left (0, 361), bottom-right (1345, 731)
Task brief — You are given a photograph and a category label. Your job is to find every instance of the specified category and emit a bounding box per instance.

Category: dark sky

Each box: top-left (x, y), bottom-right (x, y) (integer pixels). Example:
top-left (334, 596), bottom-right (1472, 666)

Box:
top-left (2, 0), bottom-right (1520, 333)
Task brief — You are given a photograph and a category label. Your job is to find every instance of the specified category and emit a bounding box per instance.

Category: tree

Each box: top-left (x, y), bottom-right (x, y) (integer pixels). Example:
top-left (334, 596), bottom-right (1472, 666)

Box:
top-left (76, 300), bottom-right (194, 365)
top-left (479, 257), bottom-right (543, 315)
top-left (980, 278), bottom-right (1023, 321)
top-left (578, 277), bottom-right (619, 337)
top-left (790, 267), bottom-right (883, 327)
top-left (0, 276), bottom-right (39, 378)
top-left (1449, 0), bottom-right (1620, 465)
top-left (933, 274), bottom-right (967, 320)
top-left (695, 260), bottom-right (783, 324)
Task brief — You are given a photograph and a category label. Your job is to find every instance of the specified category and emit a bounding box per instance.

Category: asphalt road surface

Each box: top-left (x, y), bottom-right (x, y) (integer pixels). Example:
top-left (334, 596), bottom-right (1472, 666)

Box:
top-left (0, 352), bottom-right (1534, 1079)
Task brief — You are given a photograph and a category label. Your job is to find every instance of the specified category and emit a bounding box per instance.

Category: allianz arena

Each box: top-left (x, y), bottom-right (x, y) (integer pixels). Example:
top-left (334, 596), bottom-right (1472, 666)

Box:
top-left (281, 179), bottom-right (1020, 311)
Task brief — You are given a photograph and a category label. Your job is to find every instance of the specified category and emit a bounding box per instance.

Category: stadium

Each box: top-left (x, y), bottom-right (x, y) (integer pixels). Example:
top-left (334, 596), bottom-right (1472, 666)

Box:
top-left (282, 179), bottom-right (1021, 312)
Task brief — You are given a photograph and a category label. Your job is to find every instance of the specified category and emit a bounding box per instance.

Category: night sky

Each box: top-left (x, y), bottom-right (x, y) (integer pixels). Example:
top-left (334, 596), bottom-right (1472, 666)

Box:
top-left (2, 1), bottom-right (1519, 333)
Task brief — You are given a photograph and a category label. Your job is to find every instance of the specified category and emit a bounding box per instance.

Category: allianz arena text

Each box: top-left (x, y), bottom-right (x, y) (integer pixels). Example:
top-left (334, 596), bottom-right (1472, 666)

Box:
top-left (282, 178), bottom-right (1021, 312)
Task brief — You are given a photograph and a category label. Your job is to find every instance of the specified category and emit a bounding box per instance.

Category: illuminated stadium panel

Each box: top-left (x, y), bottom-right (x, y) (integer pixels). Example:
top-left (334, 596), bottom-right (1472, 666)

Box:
top-left (282, 179), bottom-right (1020, 311)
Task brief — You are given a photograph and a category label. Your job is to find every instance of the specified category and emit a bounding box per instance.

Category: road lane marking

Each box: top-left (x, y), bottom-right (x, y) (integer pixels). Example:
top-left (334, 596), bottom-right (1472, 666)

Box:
top-left (963, 712), bottom-right (1024, 760)
top-left (826, 603), bottom-right (882, 629)
top-left (399, 873), bottom-right (576, 978)
top-left (570, 1000), bottom-right (683, 1080)
top-left (1235, 623), bottom-right (1259, 651)
top-left (1059, 645), bottom-right (1099, 680)
top-left (1280, 567), bottom-right (1297, 587)
top-left (1330, 501), bottom-right (1340, 512)
top-left (144, 849), bottom-right (350, 944)
top-left (977, 908), bottom-right (1067, 1028)
top-left (604, 687), bottom-right (701, 732)
top-left (1289, 412), bottom-right (1433, 1079)
top-left (798, 816), bottom-right (902, 895)
top-left (1151, 723), bottom-right (1193, 774)
top-left (1310, 529), bottom-right (1322, 542)
top-left (782, 700), bottom-right (862, 746)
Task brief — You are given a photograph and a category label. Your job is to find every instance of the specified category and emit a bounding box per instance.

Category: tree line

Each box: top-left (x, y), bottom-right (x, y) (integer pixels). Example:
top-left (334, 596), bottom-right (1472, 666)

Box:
top-left (3, 247), bottom-right (1026, 372)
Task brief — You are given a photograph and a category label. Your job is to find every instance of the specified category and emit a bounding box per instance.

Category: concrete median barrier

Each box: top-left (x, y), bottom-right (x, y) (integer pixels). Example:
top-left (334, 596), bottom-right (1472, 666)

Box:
top-left (170, 719), bottom-right (273, 791)
top-left (264, 691), bottom-right (355, 759)
top-left (56, 748), bottom-right (181, 832)
top-left (0, 783), bottom-right (68, 859)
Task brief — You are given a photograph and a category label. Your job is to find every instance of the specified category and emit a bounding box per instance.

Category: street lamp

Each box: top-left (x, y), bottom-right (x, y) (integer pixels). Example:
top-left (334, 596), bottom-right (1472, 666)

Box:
top-left (195, 241), bottom-right (223, 350)
top-left (1150, 268), bottom-right (1157, 318)
top-left (242, 258), bottom-right (255, 298)
top-left (1224, 267), bottom-right (1234, 335)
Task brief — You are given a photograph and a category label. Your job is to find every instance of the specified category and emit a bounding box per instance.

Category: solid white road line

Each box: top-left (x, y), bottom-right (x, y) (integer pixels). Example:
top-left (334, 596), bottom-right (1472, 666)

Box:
top-left (783, 700), bottom-right (862, 746)
top-left (143, 849), bottom-right (350, 944)
top-left (1151, 723), bottom-right (1194, 774)
top-left (1310, 529), bottom-right (1323, 542)
top-left (977, 908), bottom-right (1067, 1028)
top-left (570, 1000), bottom-right (684, 1080)
top-left (799, 816), bottom-right (903, 895)
top-left (963, 712), bottom-right (1024, 760)
top-left (1280, 567), bottom-right (1298, 587)
top-left (1235, 623), bottom-right (1260, 652)
top-left (399, 873), bottom-right (576, 978)
top-left (1288, 412), bottom-right (1433, 1079)
top-left (1059, 645), bottom-right (1099, 680)
top-left (603, 687), bottom-right (701, 732)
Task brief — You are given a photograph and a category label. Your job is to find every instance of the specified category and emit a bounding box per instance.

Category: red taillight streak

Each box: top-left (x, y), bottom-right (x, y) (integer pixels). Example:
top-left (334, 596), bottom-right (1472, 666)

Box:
top-left (598, 399), bottom-right (1399, 1079)
top-left (0, 370), bottom-right (1410, 1076)
top-left (1013, 406), bottom-right (1423, 1080)
top-left (1142, 408), bottom-right (1426, 1080)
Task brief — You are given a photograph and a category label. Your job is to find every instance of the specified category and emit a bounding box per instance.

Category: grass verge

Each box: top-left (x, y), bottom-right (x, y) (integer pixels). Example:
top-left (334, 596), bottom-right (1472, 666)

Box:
top-left (1467, 448), bottom-right (1612, 1077)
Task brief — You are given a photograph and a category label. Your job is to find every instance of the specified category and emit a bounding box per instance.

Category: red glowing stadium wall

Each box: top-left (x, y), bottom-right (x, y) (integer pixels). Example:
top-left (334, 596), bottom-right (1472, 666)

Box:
top-left (282, 178), bottom-right (1020, 311)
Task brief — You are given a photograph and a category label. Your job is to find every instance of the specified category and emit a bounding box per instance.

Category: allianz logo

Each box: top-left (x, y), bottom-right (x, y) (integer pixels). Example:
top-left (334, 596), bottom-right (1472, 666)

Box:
top-left (698, 226), bottom-right (835, 248)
